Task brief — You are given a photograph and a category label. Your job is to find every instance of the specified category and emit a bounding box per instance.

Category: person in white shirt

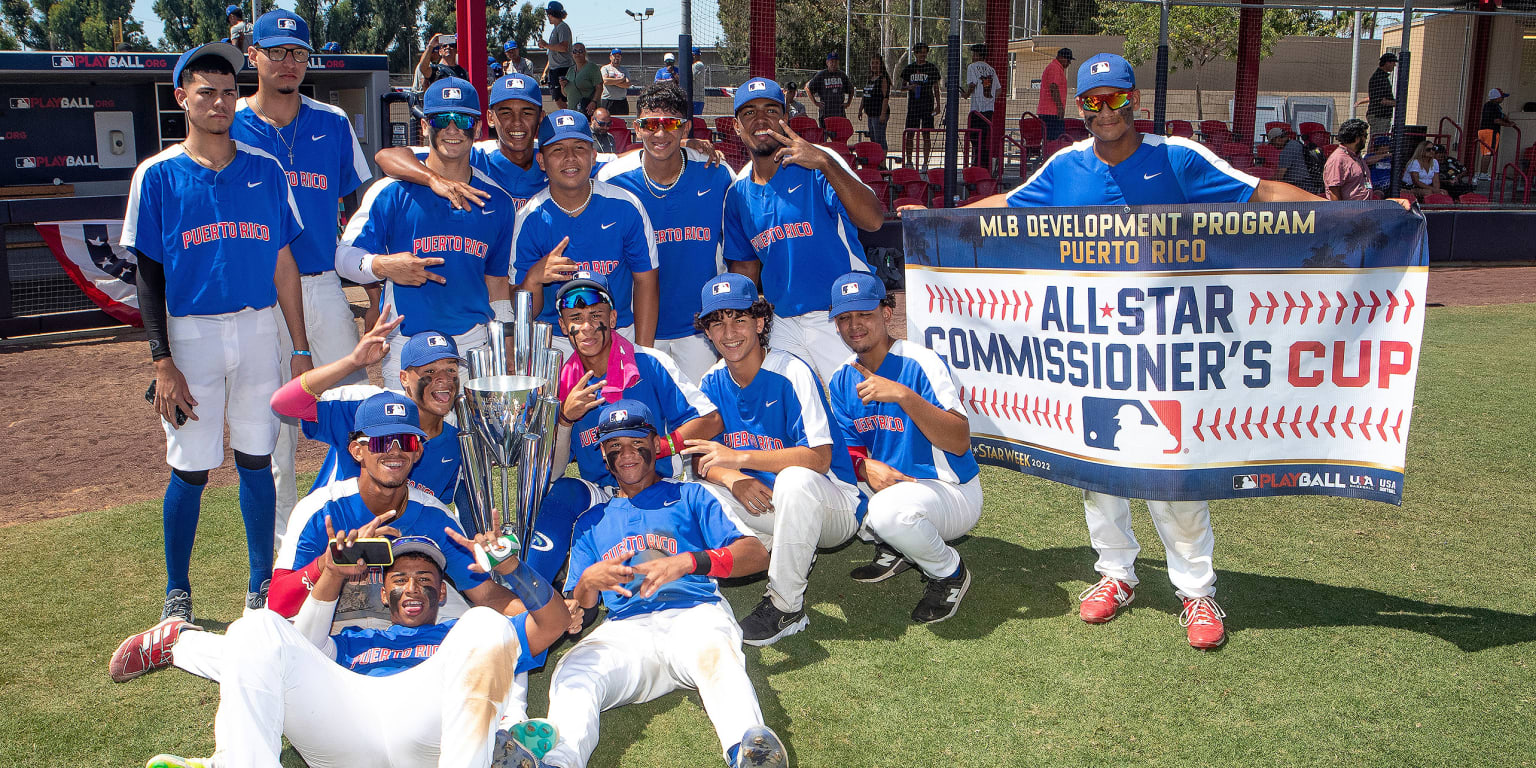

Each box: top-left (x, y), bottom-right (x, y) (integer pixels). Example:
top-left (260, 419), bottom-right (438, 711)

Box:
top-left (961, 43), bottom-right (997, 168)
top-left (1401, 139), bottom-right (1443, 198)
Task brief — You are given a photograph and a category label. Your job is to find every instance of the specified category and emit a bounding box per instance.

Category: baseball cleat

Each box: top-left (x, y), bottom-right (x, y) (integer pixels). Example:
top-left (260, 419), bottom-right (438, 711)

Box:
top-left (735, 724), bottom-right (788, 768)
top-left (1077, 576), bottom-right (1135, 624)
top-left (111, 617), bottom-right (200, 682)
top-left (911, 559), bottom-right (971, 624)
top-left (492, 732), bottom-right (551, 768)
top-left (160, 589), bottom-right (194, 625)
top-left (145, 754), bottom-right (209, 768)
top-left (848, 543), bottom-right (914, 583)
top-left (504, 718), bottom-right (558, 759)
top-left (1180, 596), bottom-right (1227, 649)
top-left (739, 596), bottom-right (808, 647)
top-left (245, 578), bottom-right (270, 613)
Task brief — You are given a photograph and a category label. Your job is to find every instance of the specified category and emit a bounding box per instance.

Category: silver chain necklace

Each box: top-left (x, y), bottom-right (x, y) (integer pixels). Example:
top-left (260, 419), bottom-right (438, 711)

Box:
top-left (641, 153), bottom-right (686, 199)
top-left (251, 98), bottom-right (297, 164)
top-left (552, 179), bottom-right (594, 217)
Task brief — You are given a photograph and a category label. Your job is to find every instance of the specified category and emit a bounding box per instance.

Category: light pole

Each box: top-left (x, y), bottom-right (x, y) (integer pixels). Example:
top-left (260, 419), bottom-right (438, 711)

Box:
top-left (625, 8), bottom-right (654, 78)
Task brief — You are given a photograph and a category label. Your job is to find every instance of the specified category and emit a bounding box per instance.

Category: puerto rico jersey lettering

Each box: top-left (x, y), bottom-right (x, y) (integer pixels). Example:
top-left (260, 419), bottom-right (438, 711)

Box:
top-left (1006, 135), bottom-right (1258, 207)
top-left (597, 148), bottom-right (730, 340)
top-left (722, 146), bottom-right (871, 317)
top-left (340, 172), bottom-right (514, 337)
top-left (232, 96), bottom-right (371, 274)
top-left (829, 340), bottom-right (980, 484)
top-left (331, 614), bottom-right (543, 677)
top-left (302, 383), bottom-right (462, 500)
top-left (568, 346), bottom-right (715, 485)
top-left (122, 142), bottom-right (303, 317)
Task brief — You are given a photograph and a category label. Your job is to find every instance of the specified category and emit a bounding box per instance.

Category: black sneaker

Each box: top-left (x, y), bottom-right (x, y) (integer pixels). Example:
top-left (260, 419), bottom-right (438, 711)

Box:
top-left (160, 589), bottom-right (194, 624)
top-left (911, 560), bottom-right (971, 624)
top-left (739, 596), bottom-right (808, 647)
top-left (245, 578), bottom-right (271, 612)
top-left (849, 543), bottom-right (914, 583)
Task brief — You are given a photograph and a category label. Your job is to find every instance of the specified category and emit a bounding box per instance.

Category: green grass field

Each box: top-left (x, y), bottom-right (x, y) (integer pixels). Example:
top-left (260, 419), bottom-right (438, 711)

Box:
top-left (4, 304), bottom-right (1534, 768)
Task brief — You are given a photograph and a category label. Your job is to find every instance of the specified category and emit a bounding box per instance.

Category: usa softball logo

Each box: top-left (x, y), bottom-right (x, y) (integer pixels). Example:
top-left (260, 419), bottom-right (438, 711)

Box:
top-left (555, 115), bottom-right (576, 127)
top-left (384, 403), bottom-right (407, 417)
top-left (443, 87), bottom-right (463, 99)
top-left (277, 17), bottom-right (296, 29)
top-left (1090, 61), bottom-right (1111, 75)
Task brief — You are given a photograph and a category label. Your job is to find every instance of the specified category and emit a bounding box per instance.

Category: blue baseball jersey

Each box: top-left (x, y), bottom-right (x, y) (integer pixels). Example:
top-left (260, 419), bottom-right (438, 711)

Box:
top-left (698, 350), bottom-right (865, 518)
top-left (340, 171), bottom-right (515, 337)
top-left (511, 181), bottom-right (658, 333)
top-left (829, 340), bottom-right (979, 484)
top-left (302, 384), bottom-right (462, 501)
top-left (122, 142), bottom-right (303, 317)
top-left (597, 149), bottom-right (730, 340)
top-left (232, 96), bottom-right (371, 274)
top-left (413, 141), bottom-right (610, 212)
top-left (332, 613), bottom-right (543, 677)
top-left (1005, 135), bottom-right (1258, 207)
top-left (722, 147), bottom-right (871, 317)
top-left (568, 345), bottom-right (716, 485)
top-left (564, 479), bottom-right (750, 620)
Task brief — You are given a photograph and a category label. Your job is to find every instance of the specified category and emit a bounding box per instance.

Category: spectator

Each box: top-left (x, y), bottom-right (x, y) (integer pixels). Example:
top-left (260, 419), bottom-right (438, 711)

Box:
top-left (860, 52), bottom-right (893, 150)
top-left (1477, 87), bottom-right (1515, 180)
top-left (562, 42), bottom-right (602, 114)
top-left (783, 81), bottom-right (806, 119)
top-left (962, 43), bottom-right (997, 168)
top-left (503, 40), bottom-right (533, 75)
top-left (413, 33), bottom-right (466, 91)
top-left (1325, 118), bottom-right (1382, 201)
top-left (1268, 126), bottom-right (1319, 195)
top-left (806, 51), bottom-right (854, 127)
top-left (691, 46), bottom-right (708, 114)
top-left (1366, 52), bottom-right (1397, 141)
top-left (655, 52), bottom-right (678, 82)
top-left (600, 48), bottom-right (632, 115)
top-left (1402, 139), bottom-right (1442, 198)
top-left (543, 1), bottom-right (573, 108)
top-left (320, 42), bottom-right (341, 53)
top-left (1436, 143), bottom-right (1475, 197)
top-left (899, 42), bottom-right (942, 130)
top-left (489, 55), bottom-right (503, 79)
top-left (226, 6), bottom-right (252, 52)
top-left (1037, 47), bottom-right (1072, 140)
top-left (590, 106), bottom-right (617, 153)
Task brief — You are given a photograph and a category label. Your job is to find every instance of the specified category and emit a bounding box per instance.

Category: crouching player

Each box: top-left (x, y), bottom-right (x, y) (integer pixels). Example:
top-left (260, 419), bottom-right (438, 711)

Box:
top-left (827, 273), bottom-right (983, 624)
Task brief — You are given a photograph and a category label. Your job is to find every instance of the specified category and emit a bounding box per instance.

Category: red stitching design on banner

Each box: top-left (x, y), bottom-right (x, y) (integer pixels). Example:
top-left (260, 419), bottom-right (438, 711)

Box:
top-left (1191, 405), bottom-right (1403, 443)
top-left (1248, 289), bottom-right (1416, 325)
top-left (961, 387), bottom-right (1073, 433)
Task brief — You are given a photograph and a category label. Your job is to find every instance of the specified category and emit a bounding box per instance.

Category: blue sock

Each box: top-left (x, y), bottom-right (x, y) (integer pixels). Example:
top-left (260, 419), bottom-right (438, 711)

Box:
top-left (943, 562), bottom-right (964, 580)
top-left (163, 473), bottom-right (204, 594)
top-left (725, 743), bottom-right (740, 768)
top-left (237, 463), bottom-right (276, 593)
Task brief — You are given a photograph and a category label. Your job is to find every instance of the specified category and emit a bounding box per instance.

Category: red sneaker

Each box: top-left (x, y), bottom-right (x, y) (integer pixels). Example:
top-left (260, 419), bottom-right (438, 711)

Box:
top-left (109, 618), bottom-right (198, 682)
top-left (1180, 596), bottom-right (1227, 649)
top-left (1077, 576), bottom-right (1135, 623)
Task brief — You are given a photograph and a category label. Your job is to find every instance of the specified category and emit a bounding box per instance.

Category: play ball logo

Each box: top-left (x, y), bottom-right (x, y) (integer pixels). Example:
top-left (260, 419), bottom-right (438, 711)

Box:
top-left (555, 115), bottom-right (576, 127)
top-left (609, 409), bottom-right (629, 423)
top-left (384, 403), bottom-right (407, 417)
top-left (277, 17), bottom-right (297, 30)
top-left (443, 87), bottom-right (463, 100)
top-left (427, 335), bottom-right (447, 347)
top-left (840, 282), bottom-right (861, 295)
top-left (711, 281), bottom-right (732, 295)
top-left (748, 80), bottom-right (767, 92)
top-left (1082, 397), bottom-right (1181, 456)
top-left (1090, 61), bottom-right (1111, 75)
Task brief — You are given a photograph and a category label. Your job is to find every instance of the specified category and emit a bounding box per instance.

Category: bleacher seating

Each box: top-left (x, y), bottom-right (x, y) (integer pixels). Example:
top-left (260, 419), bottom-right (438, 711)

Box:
top-left (852, 141), bottom-right (887, 170)
top-left (823, 116), bottom-right (855, 144)
top-left (1167, 120), bottom-right (1195, 139)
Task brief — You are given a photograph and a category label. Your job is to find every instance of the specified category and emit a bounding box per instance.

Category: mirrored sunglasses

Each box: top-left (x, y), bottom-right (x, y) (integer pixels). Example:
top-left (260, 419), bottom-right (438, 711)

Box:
top-left (1077, 91), bottom-right (1133, 113)
top-left (557, 286), bottom-right (612, 310)
top-left (430, 113), bottom-right (477, 131)
top-left (633, 117), bottom-right (689, 132)
top-left (355, 433), bottom-right (424, 453)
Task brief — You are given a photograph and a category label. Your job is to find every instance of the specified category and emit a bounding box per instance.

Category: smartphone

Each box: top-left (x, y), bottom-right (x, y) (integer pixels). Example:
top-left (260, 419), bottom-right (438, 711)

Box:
top-left (144, 380), bottom-right (188, 426)
top-left (331, 537), bottom-right (394, 567)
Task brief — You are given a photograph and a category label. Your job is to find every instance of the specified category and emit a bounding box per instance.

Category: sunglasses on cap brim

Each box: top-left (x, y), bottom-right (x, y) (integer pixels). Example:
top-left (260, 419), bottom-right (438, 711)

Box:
top-left (558, 286), bottom-right (612, 310)
top-left (355, 433), bottom-right (424, 453)
top-left (429, 113), bottom-right (477, 131)
top-left (1077, 91), bottom-right (1133, 113)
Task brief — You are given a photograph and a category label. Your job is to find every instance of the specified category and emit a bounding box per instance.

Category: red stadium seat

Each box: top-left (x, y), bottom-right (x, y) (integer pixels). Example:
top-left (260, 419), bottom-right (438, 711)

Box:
top-left (1041, 136), bottom-right (1072, 160)
top-left (1134, 119), bottom-right (1154, 134)
top-left (714, 116), bottom-right (737, 140)
top-left (788, 115), bottom-right (821, 143)
top-left (690, 117), bottom-right (711, 140)
top-left (1167, 120), bottom-right (1195, 138)
top-left (926, 167), bottom-right (946, 205)
top-left (1063, 118), bottom-right (1089, 140)
top-left (1264, 121), bottom-right (1292, 137)
top-left (969, 179), bottom-right (998, 198)
top-left (1422, 193), bottom-right (1453, 204)
top-left (852, 141), bottom-right (887, 169)
top-left (714, 141), bottom-right (747, 171)
top-left (1299, 121), bottom-right (1327, 142)
top-left (1457, 192), bottom-right (1490, 204)
top-left (1018, 115), bottom-right (1046, 167)
top-left (856, 167), bottom-right (889, 206)
top-left (892, 197), bottom-right (927, 210)
top-left (889, 167), bottom-right (924, 200)
top-left (1255, 144), bottom-right (1280, 167)
top-left (823, 116), bottom-right (855, 143)
top-left (1200, 120), bottom-right (1231, 145)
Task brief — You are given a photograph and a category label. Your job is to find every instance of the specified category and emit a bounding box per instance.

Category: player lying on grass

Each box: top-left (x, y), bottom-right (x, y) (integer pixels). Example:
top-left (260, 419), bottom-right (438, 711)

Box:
top-left (683, 273), bottom-right (866, 646)
top-left (533, 399), bottom-right (788, 768)
top-left (114, 535), bottom-right (571, 768)
top-left (828, 272), bottom-right (983, 624)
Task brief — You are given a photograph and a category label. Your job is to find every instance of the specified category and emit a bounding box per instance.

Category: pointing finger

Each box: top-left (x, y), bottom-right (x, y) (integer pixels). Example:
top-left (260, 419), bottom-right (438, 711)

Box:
top-left (852, 362), bottom-right (874, 379)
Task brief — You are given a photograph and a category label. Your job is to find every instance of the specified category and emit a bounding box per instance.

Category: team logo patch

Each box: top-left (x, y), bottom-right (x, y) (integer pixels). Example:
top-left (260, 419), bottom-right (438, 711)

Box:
top-left (384, 403), bottom-right (407, 417)
top-left (1233, 474), bottom-right (1259, 490)
top-left (711, 281), bottom-right (732, 295)
top-left (609, 409), bottom-right (629, 423)
top-left (555, 115), bottom-right (576, 127)
top-left (1082, 397), bottom-right (1182, 455)
top-left (1090, 61), bottom-right (1111, 75)
top-left (840, 282), bottom-right (862, 295)
top-left (574, 270), bottom-right (593, 280)
top-left (427, 335), bottom-right (447, 347)
top-left (443, 87), bottom-right (463, 100)
top-left (748, 80), bottom-right (767, 92)
top-left (506, 76), bottom-right (525, 88)
top-left (276, 17), bottom-right (297, 30)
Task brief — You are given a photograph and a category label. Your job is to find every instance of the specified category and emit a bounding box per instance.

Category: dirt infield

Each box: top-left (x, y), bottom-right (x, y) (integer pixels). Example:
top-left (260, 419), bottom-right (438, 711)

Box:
top-left (1, 265), bottom-right (1530, 527)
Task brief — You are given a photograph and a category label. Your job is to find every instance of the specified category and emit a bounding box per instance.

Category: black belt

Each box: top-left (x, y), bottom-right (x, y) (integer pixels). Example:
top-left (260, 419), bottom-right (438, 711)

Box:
top-left (300, 271), bottom-right (329, 277)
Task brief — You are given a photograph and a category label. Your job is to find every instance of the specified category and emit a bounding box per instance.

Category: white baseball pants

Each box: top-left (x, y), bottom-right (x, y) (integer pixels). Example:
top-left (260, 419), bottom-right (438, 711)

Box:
top-left (178, 607), bottom-right (529, 768)
top-left (542, 601), bottom-right (763, 768)
top-left (862, 477), bottom-right (983, 579)
top-left (769, 311), bottom-right (851, 385)
top-left (1083, 491), bottom-right (1216, 599)
top-left (272, 272), bottom-right (364, 549)
top-left (163, 308), bottom-right (282, 472)
top-left (700, 467), bottom-right (860, 612)
top-left (384, 323), bottom-right (488, 391)
top-left (651, 333), bottom-right (718, 386)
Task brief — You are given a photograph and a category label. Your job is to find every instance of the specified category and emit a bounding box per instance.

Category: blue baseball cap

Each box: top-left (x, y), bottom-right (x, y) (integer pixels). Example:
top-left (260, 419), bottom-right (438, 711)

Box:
top-left (734, 77), bottom-right (786, 113)
top-left (504, 40), bottom-right (519, 51)
top-left (546, 0), bottom-right (564, 13)
top-left (699, 273), bottom-right (758, 316)
top-left (1076, 53), bottom-right (1135, 97)
top-left (539, 109), bottom-right (593, 149)
top-left (490, 73), bottom-right (543, 107)
top-left (321, 42), bottom-right (340, 52)
top-left (596, 399), bottom-right (658, 441)
top-left (423, 77), bottom-right (481, 116)
top-left (826, 51), bottom-right (839, 60)
top-left (353, 392), bottom-right (428, 439)
top-left (253, 9), bottom-right (312, 50)
top-left (172, 42), bottom-right (244, 88)
top-left (829, 271), bottom-right (886, 318)
top-left (555, 271), bottom-right (613, 309)
top-left (609, 48), bottom-right (623, 55)
top-left (225, 4), bottom-right (241, 15)
top-left (692, 46), bottom-right (701, 56)
top-left (400, 331), bottom-right (461, 370)
top-left (390, 535), bottom-right (448, 570)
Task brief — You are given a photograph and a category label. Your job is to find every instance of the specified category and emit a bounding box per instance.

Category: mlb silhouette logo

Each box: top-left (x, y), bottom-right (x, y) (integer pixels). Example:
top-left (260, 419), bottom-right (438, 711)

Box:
top-left (15, 157), bottom-right (36, 169)
top-left (840, 282), bottom-right (861, 295)
top-left (1081, 396), bottom-right (1181, 455)
top-left (10, 98), bottom-right (30, 109)
top-left (748, 80), bottom-right (767, 92)
top-left (574, 270), bottom-right (593, 280)
top-left (507, 77), bottom-right (525, 88)
top-left (1233, 474), bottom-right (1259, 490)
top-left (52, 55), bottom-right (76, 68)
top-left (427, 335), bottom-right (447, 347)
top-left (610, 409), bottom-right (629, 423)
top-left (443, 87), bottom-right (463, 99)
top-left (556, 115), bottom-right (576, 127)
top-left (384, 403), bottom-right (407, 417)
top-left (711, 281), bottom-right (732, 295)
top-left (1090, 61), bottom-right (1111, 75)
top-left (277, 17), bottom-right (297, 29)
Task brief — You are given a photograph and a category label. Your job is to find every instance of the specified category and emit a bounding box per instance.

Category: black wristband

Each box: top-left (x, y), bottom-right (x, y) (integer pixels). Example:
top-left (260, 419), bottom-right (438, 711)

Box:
top-left (689, 550), bottom-right (711, 575)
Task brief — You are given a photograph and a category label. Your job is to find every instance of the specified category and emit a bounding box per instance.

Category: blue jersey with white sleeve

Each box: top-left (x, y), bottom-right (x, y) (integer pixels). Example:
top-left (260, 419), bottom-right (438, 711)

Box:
top-left (511, 180), bottom-right (658, 333)
top-left (339, 171), bottom-right (514, 337)
top-left (699, 350), bottom-right (865, 518)
top-left (564, 479), bottom-right (751, 620)
top-left (722, 147), bottom-right (871, 317)
top-left (597, 148), bottom-right (730, 340)
top-left (121, 142), bottom-right (303, 317)
top-left (829, 340), bottom-right (979, 484)
top-left (302, 384), bottom-right (462, 501)
top-left (331, 614), bottom-right (543, 677)
top-left (1005, 135), bottom-right (1258, 207)
top-left (232, 96), bottom-right (371, 274)
top-left (568, 346), bottom-right (716, 485)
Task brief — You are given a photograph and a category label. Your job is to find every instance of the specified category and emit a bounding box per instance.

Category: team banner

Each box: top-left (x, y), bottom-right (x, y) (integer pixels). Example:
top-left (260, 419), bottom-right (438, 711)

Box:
top-left (902, 202), bottom-right (1428, 505)
top-left (35, 220), bottom-right (141, 326)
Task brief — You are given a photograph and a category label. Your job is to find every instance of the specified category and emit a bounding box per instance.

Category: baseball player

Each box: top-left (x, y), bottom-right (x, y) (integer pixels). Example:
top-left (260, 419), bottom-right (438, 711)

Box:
top-left (684, 273), bottom-right (864, 646)
top-left (124, 42), bottom-right (311, 622)
top-left (967, 54), bottom-right (1326, 649)
top-left (335, 77), bottom-right (515, 388)
top-left (724, 77), bottom-right (885, 382)
top-left (523, 272), bottom-right (720, 582)
top-left (231, 9), bottom-right (374, 543)
top-left (596, 82), bottom-right (733, 382)
top-left (113, 535), bottom-right (570, 768)
top-left (827, 272), bottom-right (982, 624)
top-left (512, 109), bottom-right (661, 351)
top-left (541, 399), bottom-right (788, 768)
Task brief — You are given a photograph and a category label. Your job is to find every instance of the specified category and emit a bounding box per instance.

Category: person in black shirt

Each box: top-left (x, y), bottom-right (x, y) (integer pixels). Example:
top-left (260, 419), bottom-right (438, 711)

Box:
top-left (1366, 52), bottom-right (1397, 140)
top-left (806, 51), bottom-right (855, 127)
top-left (899, 42), bottom-right (942, 130)
top-left (860, 53), bottom-right (893, 150)
top-left (1477, 87), bottom-right (1516, 180)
